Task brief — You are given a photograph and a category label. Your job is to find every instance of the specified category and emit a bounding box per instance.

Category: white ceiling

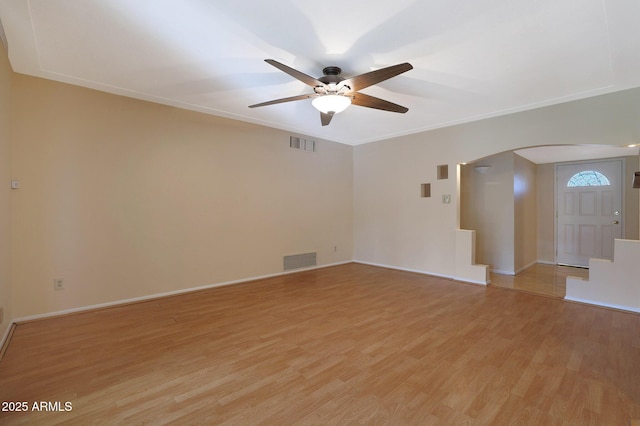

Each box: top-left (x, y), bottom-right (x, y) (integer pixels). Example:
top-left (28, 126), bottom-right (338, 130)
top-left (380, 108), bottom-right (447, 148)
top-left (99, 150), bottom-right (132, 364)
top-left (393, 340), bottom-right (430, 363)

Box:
top-left (1, 0), bottom-right (640, 146)
top-left (515, 145), bottom-right (640, 164)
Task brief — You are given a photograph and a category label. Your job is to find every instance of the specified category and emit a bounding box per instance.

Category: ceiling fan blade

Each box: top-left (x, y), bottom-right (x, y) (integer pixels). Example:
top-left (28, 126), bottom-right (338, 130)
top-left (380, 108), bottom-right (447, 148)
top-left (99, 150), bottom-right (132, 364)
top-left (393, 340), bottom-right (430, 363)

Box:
top-left (249, 93), bottom-right (319, 108)
top-left (265, 59), bottom-right (325, 88)
top-left (350, 92), bottom-right (409, 113)
top-left (340, 63), bottom-right (413, 92)
top-left (320, 112), bottom-right (334, 126)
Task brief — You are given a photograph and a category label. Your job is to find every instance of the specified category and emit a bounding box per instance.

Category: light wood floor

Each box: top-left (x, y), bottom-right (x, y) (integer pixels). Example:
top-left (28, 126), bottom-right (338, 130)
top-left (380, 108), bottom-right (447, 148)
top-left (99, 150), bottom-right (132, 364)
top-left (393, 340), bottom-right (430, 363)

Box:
top-left (490, 263), bottom-right (590, 298)
top-left (1, 263), bottom-right (639, 425)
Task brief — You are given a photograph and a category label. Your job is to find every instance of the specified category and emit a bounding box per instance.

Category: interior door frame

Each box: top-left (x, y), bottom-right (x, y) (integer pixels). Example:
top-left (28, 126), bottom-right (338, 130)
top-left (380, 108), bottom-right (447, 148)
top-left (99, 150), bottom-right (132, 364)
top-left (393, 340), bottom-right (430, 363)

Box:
top-left (554, 157), bottom-right (626, 266)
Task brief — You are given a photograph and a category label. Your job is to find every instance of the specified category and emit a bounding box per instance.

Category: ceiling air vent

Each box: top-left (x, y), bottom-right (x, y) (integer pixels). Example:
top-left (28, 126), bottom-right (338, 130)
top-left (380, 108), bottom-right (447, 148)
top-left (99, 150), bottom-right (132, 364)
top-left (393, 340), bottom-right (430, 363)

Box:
top-left (290, 136), bottom-right (316, 152)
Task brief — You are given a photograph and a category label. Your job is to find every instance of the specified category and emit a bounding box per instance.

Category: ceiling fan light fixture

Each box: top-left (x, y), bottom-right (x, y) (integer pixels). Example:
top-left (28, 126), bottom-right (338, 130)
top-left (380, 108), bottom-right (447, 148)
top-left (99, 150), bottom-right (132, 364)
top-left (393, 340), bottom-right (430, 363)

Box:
top-left (312, 95), bottom-right (351, 114)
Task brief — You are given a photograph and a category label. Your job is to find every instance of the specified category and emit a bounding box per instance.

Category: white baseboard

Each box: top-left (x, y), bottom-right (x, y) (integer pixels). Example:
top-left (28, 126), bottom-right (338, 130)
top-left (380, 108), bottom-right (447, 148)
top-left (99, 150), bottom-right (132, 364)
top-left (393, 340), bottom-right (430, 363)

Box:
top-left (353, 260), bottom-right (454, 279)
top-left (354, 260), bottom-right (490, 285)
top-left (493, 260), bottom-right (552, 276)
top-left (354, 260), bottom-right (480, 282)
top-left (457, 278), bottom-right (489, 286)
top-left (491, 268), bottom-right (515, 275)
top-left (13, 261), bottom-right (352, 324)
top-left (0, 322), bottom-right (14, 358)
top-left (514, 260), bottom-right (538, 275)
top-left (564, 296), bottom-right (640, 314)
top-left (354, 260), bottom-right (490, 286)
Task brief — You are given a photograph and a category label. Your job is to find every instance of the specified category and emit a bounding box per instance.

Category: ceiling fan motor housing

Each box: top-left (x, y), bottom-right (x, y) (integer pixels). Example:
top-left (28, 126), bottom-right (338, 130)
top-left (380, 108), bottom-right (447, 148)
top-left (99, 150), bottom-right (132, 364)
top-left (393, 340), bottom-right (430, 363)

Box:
top-left (319, 66), bottom-right (345, 86)
top-left (322, 66), bottom-right (342, 76)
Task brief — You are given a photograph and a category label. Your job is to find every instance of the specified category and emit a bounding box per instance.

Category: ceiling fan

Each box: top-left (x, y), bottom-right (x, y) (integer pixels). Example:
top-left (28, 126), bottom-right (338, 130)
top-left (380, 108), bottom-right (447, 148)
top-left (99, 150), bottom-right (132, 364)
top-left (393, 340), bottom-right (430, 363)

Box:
top-left (249, 59), bottom-right (413, 126)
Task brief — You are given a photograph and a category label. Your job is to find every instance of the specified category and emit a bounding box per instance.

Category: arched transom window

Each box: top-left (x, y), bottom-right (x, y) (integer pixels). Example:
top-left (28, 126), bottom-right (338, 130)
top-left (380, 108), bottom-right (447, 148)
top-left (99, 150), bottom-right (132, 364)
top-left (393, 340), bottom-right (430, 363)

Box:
top-left (566, 170), bottom-right (611, 187)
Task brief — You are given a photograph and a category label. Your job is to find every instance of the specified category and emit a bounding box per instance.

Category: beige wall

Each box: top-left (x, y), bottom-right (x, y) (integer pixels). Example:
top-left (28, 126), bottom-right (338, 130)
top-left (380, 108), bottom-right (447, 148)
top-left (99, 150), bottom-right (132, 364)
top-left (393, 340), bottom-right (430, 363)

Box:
top-left (11, 75), bottom-right (353, 318)
top-left (354, 88), bottom-right (640, 278)
top-left (513, 154), bottom-right (537, 272)
top-left (0, 42), bottom-right (11, 338)
top-left (459, 152), bottom-right (537, 275)
top-left (353, 135), bottom-right (459, 275)
top-left (536, 163), bottom-right (556, 263)
top-left (460, 151), bottom-right (515, 274)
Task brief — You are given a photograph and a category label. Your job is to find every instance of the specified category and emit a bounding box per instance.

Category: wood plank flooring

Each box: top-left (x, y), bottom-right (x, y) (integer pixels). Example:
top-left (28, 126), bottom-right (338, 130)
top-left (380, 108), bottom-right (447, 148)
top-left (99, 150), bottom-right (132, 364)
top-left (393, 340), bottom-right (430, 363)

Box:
top-left (489, 263), bottom-right (590, 298)
top-left (1, 263), bottom-right (639, 425)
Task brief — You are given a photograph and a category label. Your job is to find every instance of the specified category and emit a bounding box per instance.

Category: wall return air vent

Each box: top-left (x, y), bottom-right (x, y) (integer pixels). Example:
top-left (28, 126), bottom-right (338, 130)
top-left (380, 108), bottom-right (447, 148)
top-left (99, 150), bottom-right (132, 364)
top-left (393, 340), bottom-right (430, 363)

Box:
top-left (290, 136), bottom-right (316, 152)
top-left (283, 252), bottom-right (317, 271)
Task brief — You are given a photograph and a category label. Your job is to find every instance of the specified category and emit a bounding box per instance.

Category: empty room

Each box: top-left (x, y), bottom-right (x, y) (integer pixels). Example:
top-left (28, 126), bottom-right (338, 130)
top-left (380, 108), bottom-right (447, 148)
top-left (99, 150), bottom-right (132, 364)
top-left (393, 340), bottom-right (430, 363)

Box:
top-left (1, 1), bottom-right (640, 424)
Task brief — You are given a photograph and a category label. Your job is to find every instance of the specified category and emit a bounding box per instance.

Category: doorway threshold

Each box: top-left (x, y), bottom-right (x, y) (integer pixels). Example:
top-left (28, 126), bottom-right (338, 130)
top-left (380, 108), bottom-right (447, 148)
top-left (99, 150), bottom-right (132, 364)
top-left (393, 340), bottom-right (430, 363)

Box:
top-left (489, 263), bottom-right (589, 298)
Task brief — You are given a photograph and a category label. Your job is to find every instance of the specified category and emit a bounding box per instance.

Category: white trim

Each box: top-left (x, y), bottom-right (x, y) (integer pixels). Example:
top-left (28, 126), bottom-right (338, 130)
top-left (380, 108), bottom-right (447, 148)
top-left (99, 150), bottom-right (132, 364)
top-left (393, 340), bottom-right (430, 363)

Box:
top-left (354, 260), bottom-right (488, 286)
top-left (0, 323), bottom-right (14, 355)
top-left (491, 268), bottom-right (515, 275)
top-left (353, 260), bottom-right (455, 279)
top-left (457, 278), bottom-right (489, 286)
top-left (353, 260), bottom-right (488, 286)
top-left (13, 261), bottom-right (352, 324)
top-left (0, 18), bottom-right (6, 50)
top-left (514, 260), bottom-right (538, 275)
top-left (492, 260), bottom-right (557, 275)
top-left (564, 296), bottom-right (640, 314)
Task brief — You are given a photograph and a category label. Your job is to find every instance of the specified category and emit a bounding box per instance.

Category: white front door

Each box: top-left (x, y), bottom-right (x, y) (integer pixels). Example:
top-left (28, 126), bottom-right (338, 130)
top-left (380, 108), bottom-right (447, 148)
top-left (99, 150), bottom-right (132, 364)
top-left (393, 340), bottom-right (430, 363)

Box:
top-left (556, 159), bottom-right (623, 267)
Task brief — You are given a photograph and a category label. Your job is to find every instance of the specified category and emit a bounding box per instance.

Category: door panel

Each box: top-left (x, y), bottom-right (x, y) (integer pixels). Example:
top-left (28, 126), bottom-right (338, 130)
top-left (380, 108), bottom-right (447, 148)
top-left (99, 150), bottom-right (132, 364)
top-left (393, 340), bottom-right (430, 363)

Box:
top-left (577, 224), bottom-right (596, 258)
top-left (556, 160), bottom-right (623, 267)
top-left (579, 192), bottom-right (596, 215)
top-left (562, 224), bottom-right (575, 256)
top-left (601, 190), bottom-right (614, 215)
top-left (563, 193), bottom-right (575, 215)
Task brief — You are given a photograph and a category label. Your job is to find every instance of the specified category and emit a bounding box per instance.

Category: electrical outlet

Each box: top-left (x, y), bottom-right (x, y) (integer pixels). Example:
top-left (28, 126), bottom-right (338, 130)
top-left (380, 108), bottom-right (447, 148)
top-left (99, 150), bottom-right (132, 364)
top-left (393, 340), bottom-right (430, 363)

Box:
top-left (54, 278), bottom-right (64, 291)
